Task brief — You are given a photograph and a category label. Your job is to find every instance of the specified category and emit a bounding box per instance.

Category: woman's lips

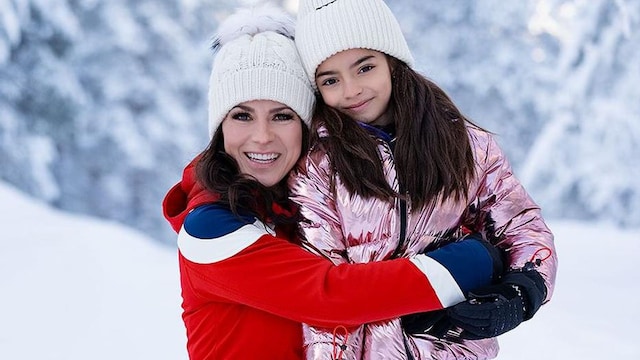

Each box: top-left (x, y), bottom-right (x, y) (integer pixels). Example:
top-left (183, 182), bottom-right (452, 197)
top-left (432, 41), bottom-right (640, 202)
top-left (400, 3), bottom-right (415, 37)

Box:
top-left (246, 152), bottom-right (280, 164)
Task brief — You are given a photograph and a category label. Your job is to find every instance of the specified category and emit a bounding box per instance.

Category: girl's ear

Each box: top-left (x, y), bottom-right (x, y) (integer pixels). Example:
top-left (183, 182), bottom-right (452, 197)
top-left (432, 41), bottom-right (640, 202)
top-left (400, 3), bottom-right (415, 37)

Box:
top-left (386, 55), bottom-right (397, 79)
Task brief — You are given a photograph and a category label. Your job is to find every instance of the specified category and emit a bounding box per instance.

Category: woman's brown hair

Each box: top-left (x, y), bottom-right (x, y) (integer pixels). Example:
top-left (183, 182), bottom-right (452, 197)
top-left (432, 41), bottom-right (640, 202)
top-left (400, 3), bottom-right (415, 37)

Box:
top-left (312, 57), bottom-right (478, 209)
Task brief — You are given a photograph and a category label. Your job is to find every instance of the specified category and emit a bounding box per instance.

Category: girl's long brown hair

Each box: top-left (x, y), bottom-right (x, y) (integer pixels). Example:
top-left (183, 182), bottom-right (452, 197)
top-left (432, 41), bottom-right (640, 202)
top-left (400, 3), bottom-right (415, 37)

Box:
top-left (196, 123), bottom-right (309, 224)
top-left (313, 57), bottom-right (478, 209)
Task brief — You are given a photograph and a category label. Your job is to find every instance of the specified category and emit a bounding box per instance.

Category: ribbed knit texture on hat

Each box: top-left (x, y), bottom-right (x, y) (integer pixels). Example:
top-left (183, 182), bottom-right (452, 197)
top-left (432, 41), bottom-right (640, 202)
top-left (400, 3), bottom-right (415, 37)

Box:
top-left (207, 6), bottom-right (315, 139)
top-left (295, 0), bottom-right (414, 84)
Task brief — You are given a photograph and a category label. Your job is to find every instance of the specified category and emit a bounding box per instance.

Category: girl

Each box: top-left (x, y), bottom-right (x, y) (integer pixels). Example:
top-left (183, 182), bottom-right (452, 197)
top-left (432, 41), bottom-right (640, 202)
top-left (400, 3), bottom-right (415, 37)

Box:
top-left (291, 0), bottom-right (558, 359)
top-left (162, 5), bottom-right (502, 360)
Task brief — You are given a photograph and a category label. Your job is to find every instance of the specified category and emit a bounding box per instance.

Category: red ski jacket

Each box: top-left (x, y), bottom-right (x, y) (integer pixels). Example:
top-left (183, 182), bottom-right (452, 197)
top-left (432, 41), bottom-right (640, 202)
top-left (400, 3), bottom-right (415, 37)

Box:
top-left (162, 158), bottom-right (497, 360)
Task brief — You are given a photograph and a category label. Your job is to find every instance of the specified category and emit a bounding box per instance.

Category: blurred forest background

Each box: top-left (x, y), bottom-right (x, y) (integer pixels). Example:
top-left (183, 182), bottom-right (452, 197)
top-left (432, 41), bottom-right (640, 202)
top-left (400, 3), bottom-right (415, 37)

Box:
top-left (1, 0), bottom-right (638, 244)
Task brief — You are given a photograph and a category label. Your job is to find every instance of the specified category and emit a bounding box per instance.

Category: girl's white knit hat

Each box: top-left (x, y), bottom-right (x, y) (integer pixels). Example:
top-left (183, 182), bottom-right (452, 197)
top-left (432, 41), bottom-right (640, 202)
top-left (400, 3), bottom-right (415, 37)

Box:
top-left (207, 4), bottom-right (315, 139)
top-left (295, 0), bottom-right (414, 84)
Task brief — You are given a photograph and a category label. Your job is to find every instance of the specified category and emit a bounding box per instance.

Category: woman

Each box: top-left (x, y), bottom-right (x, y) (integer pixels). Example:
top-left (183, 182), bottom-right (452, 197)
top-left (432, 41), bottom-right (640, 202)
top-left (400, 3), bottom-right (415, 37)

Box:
top-left (162, 5), bottom-right (502, 360)
top-left (291, 0), bottom-right (558, 359)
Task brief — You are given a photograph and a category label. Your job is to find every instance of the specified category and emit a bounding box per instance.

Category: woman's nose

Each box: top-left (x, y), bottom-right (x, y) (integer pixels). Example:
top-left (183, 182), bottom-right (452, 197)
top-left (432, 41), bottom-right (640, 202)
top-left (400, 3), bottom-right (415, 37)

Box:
top-left (251, 121), bottom-right (275, 144)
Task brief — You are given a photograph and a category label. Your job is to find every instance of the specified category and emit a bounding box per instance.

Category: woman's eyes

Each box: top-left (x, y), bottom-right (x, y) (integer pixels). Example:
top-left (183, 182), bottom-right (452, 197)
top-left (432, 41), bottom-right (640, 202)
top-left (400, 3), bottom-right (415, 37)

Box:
top-left (274, 113), bottom-right (295, 121)
top-left (230, 112), bottom-right (294, 121)
top-left (231, 112), bottom-right (251, 121)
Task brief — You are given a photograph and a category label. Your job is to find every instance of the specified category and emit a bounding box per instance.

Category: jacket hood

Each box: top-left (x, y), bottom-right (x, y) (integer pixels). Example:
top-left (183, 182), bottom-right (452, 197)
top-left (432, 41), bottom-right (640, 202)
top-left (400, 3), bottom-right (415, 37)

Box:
top-left (162, 156), bottom-right (220, 233)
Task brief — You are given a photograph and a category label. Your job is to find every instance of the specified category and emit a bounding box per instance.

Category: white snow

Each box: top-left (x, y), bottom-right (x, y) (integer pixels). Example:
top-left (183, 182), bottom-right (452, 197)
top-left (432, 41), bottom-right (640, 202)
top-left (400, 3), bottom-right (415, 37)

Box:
top-left (1, 181), bottom-right (638, 359)
top-left (0, 182), bottom-right (187, 359)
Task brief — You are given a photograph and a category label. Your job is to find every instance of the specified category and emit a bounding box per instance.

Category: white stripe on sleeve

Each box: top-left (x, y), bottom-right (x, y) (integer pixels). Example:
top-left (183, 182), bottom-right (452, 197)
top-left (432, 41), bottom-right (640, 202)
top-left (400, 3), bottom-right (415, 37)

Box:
top-left (410, 254), bottom-right (466, 307)
top-left (178, 220), bottom-right (274, 264)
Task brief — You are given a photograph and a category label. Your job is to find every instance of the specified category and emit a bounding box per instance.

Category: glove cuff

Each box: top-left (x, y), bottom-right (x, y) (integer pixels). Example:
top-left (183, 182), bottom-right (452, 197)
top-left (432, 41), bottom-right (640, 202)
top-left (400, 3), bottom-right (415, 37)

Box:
top-left (502, 267), bottom-right (547, 320)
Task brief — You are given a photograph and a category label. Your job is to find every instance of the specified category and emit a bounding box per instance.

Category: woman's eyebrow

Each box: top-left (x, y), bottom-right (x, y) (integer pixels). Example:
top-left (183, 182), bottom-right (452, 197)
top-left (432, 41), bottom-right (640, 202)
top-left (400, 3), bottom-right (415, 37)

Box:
top-left (269, 106), bottom-right (291, 114)
top-left (231, 104), bottom-right (253, 112)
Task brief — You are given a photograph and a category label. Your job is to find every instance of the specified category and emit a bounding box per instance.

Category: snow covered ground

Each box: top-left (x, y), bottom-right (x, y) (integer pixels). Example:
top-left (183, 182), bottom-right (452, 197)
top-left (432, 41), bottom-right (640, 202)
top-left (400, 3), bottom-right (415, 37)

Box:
top-left (1, 181), bottom-right (638, 359)
top-left (0, 182), bottom-right (187, 359)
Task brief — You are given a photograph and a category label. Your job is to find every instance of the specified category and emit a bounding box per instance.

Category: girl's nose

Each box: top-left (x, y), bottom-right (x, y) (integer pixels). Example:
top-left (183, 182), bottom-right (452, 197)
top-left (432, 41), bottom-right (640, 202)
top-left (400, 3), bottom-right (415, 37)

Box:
top-left (343, 78), bottom-right (363, 99)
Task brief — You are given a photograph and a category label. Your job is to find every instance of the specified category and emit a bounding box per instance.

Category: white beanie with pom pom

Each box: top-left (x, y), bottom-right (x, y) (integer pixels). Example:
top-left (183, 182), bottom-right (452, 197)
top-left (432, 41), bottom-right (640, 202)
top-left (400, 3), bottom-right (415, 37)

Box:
top-left (208, 4), bottom-right (315, 138)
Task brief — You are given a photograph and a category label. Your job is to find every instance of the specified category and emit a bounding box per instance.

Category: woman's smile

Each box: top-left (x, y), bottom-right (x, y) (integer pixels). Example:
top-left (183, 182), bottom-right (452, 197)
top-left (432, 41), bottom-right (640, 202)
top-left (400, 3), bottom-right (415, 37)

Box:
top-left (245, 152), bottom-right (281, 164)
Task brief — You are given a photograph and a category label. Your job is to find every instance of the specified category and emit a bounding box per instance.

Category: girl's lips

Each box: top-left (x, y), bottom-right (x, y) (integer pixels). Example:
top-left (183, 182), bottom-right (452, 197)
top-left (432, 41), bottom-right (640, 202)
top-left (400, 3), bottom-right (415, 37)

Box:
top-left (345, 99), bottom-right (370, 111)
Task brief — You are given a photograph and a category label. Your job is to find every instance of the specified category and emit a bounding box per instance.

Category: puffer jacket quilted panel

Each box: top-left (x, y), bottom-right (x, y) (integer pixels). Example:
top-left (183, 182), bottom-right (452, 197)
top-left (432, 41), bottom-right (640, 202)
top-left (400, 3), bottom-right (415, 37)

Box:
top-left (289, 126), bottom-right (557, 360)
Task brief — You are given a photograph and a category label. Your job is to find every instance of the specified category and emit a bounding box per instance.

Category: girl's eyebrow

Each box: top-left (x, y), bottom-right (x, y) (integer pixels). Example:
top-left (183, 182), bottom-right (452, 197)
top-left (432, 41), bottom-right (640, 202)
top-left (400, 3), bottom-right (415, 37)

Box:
top-left (351, 55), bottom-right (376, 69)
top-left (315, 55), bottom-right (376, 79)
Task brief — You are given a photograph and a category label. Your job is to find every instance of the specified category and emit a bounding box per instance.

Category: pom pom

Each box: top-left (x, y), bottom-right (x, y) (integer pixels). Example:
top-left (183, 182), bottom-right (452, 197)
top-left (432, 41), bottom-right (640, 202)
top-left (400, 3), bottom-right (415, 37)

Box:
top-left (212, 3), bottom-right (295, 51)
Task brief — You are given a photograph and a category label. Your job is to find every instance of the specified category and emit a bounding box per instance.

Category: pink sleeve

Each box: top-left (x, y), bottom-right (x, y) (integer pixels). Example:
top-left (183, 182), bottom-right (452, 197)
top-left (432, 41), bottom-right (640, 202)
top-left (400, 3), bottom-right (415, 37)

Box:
top-left (288, 149), bottom-right (349, 264)
top-left (468, 129), bottom-right (558, 301)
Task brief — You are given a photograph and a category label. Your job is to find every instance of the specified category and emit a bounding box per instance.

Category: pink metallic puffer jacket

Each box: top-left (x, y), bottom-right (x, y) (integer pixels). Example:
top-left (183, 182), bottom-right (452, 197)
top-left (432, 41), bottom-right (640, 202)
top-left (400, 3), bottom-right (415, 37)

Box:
top-left (288, 125), bottom-right (557, 360)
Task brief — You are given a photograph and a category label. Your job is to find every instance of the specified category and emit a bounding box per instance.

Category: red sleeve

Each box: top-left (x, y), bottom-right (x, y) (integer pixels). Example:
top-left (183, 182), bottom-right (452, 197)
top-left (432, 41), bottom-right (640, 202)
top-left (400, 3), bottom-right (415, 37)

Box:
top-left (181, 234), bottom-right (443, 328)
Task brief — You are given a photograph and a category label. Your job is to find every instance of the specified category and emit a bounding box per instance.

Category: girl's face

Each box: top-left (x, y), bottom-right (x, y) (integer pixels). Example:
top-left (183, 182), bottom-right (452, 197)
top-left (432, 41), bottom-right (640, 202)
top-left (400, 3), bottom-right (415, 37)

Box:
top-left (315, 48), bottom-right (393, 126)
top-left (222, 100), bottom-right (303, 187)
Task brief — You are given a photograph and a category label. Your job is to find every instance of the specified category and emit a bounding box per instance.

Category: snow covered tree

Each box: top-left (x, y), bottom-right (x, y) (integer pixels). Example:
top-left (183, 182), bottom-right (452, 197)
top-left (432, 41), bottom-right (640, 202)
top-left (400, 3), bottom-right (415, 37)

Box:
top-left (0, 0), bottom-right (222, 243)
top-left (519, 0), bottom-right (640, 226)
top-left (1, 0), bottom-right (638, 244)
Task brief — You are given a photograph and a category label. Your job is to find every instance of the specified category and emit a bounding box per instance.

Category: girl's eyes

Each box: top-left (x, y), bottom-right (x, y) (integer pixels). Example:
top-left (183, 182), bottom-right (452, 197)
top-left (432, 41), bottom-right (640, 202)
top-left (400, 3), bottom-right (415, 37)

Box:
top-left (320, 78), bottom-right (338, 87)
top-left (359, 65), bottom-right (374, 73)
top-left (318, 65), bottom-right (376, 87)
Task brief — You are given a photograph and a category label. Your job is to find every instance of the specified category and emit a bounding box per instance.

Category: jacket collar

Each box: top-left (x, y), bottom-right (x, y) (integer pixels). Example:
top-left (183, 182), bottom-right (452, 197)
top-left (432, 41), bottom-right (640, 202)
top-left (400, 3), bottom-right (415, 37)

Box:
top-left (162, 156), bottom-right (219, 233)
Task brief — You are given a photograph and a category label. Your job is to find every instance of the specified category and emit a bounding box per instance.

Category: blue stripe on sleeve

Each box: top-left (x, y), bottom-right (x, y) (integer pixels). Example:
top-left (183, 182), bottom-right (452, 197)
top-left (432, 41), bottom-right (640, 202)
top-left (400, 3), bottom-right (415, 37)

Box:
top-left (179, 204), bottom-right (273, 264)
top-left (426, 238), bottom-right (493, 295)
top-left (183, 204), bottom-right (256, 239)
top-left (409, 255), bottom-right (465, 307)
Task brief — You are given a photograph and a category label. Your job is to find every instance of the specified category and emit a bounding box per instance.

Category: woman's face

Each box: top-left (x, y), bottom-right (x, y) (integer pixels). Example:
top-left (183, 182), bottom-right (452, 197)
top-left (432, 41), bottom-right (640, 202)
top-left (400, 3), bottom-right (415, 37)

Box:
top-left (315, 48), bottom-right (393, 126)
top-left (222, 100), bottom-right (303, 187)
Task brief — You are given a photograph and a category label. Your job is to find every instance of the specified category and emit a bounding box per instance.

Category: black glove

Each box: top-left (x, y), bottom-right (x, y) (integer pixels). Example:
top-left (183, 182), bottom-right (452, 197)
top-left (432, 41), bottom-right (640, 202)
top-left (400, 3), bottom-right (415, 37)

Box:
top-left (401, 233), bottom-right (505, 336)
top-left (446, 265), bottom-right (548, 339)
top-left (401, 309), bottom-right (449, 337)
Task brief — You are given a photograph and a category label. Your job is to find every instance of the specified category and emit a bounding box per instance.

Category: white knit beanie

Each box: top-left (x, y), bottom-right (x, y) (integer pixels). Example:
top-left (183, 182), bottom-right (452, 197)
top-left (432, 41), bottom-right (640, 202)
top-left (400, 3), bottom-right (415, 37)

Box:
top-left (207, 4), bottom-right (315, 139)
top-left (295, 0), bottom-right (414, 84)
